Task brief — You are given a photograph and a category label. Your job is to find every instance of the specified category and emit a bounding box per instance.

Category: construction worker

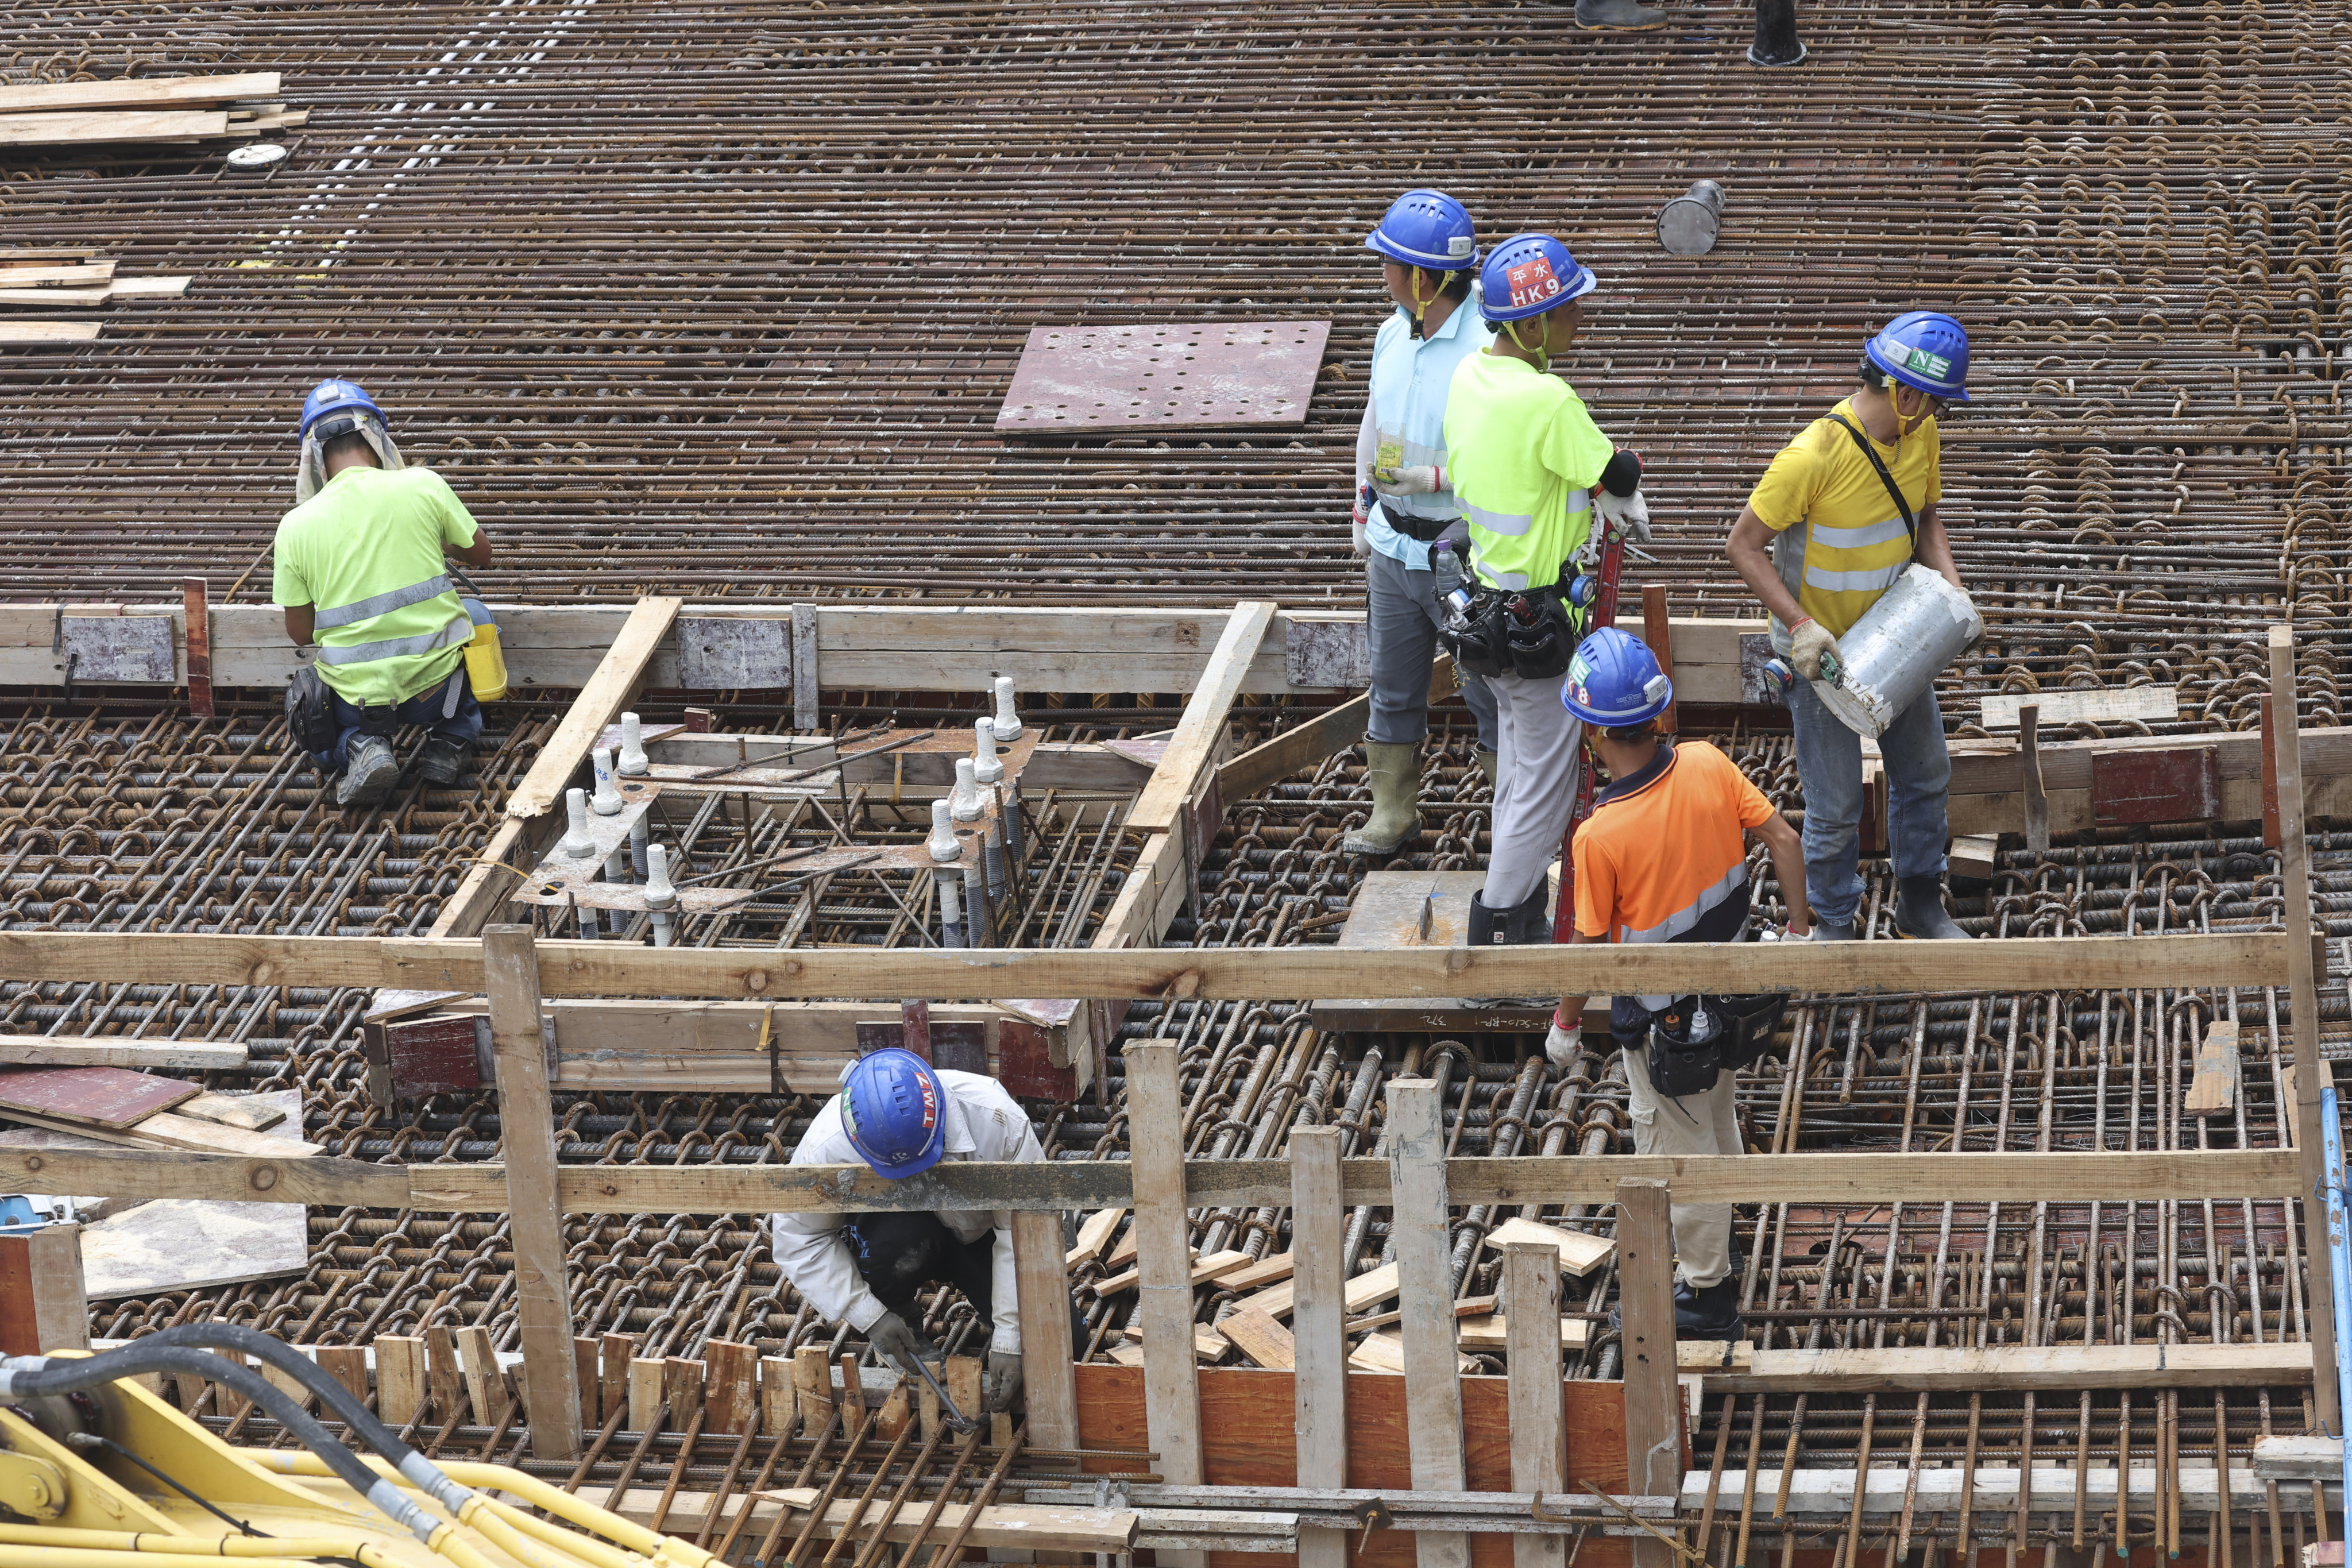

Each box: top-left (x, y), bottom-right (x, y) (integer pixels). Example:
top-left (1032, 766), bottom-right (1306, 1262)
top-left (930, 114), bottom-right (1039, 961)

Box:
top-left (772, 1049), bottom-right (1042, 1413)
top-left (1725, 312), bottom-right (1973, 941)
top-left (1345, 188), bottom-right (1501, 855)
top-left (273, 379), bottom-right (494, 807)
top-left (1550, 628), bottom-right (1812, 1339)
top-left (1442, 233), bottom-right (1648, 948)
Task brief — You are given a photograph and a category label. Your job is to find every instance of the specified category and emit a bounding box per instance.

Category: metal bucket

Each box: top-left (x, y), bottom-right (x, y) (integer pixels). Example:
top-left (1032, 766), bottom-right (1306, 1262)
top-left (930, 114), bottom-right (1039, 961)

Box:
top-left (1810, 563), bottom-right (1980, 737)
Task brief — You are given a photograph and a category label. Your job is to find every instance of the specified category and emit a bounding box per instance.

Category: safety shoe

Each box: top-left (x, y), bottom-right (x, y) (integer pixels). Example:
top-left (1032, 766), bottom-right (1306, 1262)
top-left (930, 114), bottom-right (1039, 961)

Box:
top-left (1894, 875), bottom-right (1970, 940)
top-left (1808, 917), bottom-right (1858, 942)
top-left (1342, 741), bottom-right (1422, 856)
top-left (336, 736), bottom-right (400, 808)
top-left (1465, 886), bottom-right (1553, 1005)
top-left (418, 735), bottom-right (473, 787)
top-left (1674, 1279), bottom-right (1744, 1341)
top-left (1575, 0), bottom-right (1669, 29)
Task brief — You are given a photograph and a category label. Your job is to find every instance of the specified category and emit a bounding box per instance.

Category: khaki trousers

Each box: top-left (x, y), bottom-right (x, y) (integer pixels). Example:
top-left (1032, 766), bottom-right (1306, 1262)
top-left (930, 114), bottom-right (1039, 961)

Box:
top-left (1620, 1047), bottom-right (1739, 1288)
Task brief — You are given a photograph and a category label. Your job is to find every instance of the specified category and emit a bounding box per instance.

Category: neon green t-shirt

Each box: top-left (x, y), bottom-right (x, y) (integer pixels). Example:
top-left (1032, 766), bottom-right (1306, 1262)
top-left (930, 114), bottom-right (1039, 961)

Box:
top-left (272, 466), bottom-right (478, 706)
top-left (1442, 351), bottom-right (1617, 593)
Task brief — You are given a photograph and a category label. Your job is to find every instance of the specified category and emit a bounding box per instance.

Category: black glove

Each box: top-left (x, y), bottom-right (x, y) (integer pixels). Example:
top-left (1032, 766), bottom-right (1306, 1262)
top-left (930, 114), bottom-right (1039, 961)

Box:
top-left (984, 1347), bottom-right (1023, 1413)
top-left (867, 1310), bottom-right (926, 1374)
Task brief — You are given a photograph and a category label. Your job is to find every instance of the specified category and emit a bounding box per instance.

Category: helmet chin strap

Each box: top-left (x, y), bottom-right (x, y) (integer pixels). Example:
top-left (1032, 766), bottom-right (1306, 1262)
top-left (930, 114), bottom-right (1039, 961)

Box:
top-left (1506, 316), bottom-right (1550, 373)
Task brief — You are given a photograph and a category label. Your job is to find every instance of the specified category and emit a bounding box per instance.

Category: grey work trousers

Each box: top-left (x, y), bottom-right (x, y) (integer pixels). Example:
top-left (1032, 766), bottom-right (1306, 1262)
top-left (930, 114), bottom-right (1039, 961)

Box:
top-left (1364, 549), bottom-right (1499, 752)
top-left (1620, 1048), bottom-right (1739, 1288)
top-left (1480, 669), bottom-right (1584, 910)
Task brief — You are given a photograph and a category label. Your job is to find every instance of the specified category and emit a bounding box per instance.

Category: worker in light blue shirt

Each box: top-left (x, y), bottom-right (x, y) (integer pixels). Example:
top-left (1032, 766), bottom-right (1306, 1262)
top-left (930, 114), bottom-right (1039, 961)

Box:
top-left (1345, 189), bottom-right (1501, 857)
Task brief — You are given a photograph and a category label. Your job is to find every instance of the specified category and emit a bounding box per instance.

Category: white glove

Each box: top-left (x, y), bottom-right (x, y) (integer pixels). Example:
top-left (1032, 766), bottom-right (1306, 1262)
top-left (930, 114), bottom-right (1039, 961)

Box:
top-left (1351, 491), bottom-right (1371, 558)
top-left (1371, 463), bottom-right (1441, 496)
top-left (1789, 618), bottom-right (1841, 682)
top-left (1593, 488), bottom-right (1652, 544)
top-left (1545, 1020), bottom-right (1579, 1068)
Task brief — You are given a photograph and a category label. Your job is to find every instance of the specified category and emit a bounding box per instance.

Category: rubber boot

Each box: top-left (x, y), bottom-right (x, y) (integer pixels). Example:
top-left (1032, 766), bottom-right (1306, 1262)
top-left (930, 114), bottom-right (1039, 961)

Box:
top-left (418, 735), bottom-right (472, 787)
top-left (337, 735), bottom-right (399, 808)
top-left (1466, 890), bottom-right (1506, 947)
top-left (1808, 917), bottom-right (1857, 942)
top-left (1501, 884), bottom-right (1551, 943)
top-left (1342, 741), bottom-right (1422, 856)
top-left (1894, 875), bottom-right (1969, 940)
top-left (1576, 0), bottom-right (1668, 30)
top-left (1467, 885), bottom-right (1552, 1005)
top-left (1476, 749), bottom-right (1498, 789)
top-left (1673, 1278), bottom-right (1743, 1340)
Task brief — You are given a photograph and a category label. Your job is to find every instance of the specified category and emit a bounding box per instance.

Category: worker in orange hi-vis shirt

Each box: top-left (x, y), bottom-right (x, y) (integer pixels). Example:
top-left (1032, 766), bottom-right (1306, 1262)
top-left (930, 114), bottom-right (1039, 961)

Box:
top-left (1549, 627), bottom-right (1811, 1341)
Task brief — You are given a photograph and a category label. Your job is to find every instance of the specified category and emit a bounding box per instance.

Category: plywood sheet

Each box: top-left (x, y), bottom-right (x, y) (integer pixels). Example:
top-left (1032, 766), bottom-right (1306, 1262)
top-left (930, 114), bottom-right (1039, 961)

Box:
top-left (0, 1064), bottom-right (198, 1129)
top-left (59, 616), bottom-right (175, 683)
top-left (80, 1196), bottom-right (307, 1298)
top-left (997, 320), bottom-right (1329, 432)
top-left (675, 616), bottom-right (791, 690)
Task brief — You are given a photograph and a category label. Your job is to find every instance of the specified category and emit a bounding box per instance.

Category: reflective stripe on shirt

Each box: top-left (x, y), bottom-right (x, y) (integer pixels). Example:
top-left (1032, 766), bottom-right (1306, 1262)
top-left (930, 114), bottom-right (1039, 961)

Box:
top-left (1805, 560), bottom-right (1910, 594)
top-left (1621, 862), bottom-right (1749, 1009)
top-left (314, 572), bottom-right (454, 630)
top-left (1464, 500), bottom-right (1536, 537)
top-left (316, 611), bottom-right (473, 667)
top-left (1807, 515), bottom-right (1911, 551)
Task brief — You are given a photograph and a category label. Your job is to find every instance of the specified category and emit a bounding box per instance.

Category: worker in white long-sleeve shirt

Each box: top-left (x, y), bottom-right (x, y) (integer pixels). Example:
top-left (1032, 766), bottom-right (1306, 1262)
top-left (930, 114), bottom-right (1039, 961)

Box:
top-left (771, 1049), bottom-right (1043, 1412)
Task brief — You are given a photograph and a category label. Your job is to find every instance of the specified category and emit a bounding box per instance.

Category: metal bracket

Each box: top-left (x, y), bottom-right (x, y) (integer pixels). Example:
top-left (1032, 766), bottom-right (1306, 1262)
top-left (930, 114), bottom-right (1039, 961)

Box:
top-left (0, 1442), bottom-right (68, 1520)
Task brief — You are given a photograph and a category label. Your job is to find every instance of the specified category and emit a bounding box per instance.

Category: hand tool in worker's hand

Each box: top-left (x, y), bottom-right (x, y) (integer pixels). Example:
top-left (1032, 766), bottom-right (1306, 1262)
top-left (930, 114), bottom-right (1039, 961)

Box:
top-left (904, 1349), bottom-right (982, 1435)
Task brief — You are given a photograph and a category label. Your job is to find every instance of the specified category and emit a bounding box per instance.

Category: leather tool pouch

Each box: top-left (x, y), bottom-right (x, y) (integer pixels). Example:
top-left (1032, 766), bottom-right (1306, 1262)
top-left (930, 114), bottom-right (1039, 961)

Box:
top-left (1644, 998), bottom-right (1723, 1098)
top-left (1442, 589), bottom-right (1511, 678)
top-left (1716, 993), bottom-right (1789, 1073)
top-left (285, 666), bottom-right (338, 755)
top-left (1505, 590), bottom-right (1574, 681)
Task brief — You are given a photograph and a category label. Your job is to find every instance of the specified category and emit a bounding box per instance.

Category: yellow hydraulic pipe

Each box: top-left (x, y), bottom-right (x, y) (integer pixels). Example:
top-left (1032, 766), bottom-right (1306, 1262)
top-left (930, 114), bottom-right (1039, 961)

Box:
top-left (0, 1550), bottom-right (326, 1568)
top-left (0, 1525), bottom-right (404, 1565)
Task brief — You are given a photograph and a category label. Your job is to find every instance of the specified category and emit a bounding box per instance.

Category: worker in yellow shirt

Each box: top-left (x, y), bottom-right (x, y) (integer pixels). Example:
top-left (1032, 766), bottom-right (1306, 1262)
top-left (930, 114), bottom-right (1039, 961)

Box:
top-left (1725, 313), bottom-right (1972, 942)
top-left (273, 380), bottom-right (495, 808)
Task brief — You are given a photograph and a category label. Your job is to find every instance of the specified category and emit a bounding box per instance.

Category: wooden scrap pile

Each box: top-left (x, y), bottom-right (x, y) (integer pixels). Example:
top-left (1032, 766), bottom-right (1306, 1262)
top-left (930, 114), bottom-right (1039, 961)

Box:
top-left (1, 248), bottom-right (193, 346)
top-left (0, 1043), bottom-right (314, 1157)
top-left (0, 71), bottom-right (303, 152)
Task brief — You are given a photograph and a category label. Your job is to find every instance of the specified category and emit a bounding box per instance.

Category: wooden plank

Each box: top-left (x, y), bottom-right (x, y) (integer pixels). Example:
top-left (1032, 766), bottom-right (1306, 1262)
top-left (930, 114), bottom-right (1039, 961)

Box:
top-left (1238, 1260), bottom-right (1401, 1322)
top-left (377, 1337), bottom-right (425, 1427)
top-left (601, 1335), bottom-right (634, 1427)
top-left (1011, 1208), bottom-right (1080, 1450)
top-left (455, 1325), bottom-right (501, 1424)
top-left (1948, 833), bottom-right (1998, 880)
top-left (0, 109), bottom-right (234, 146)
top-left (663, 1355), bottom-right (706, 1431)
top-left (2272, 623), bottom-right (2340, 1432)
top-left (791, 1345), bottom-right (830, 1437)
top-left (1346, 1331), bottom-right (1476, 1377)
top-left (0, 1106), bottom-right (318, 1158)
top-left (316, 1345), bottom-right (369, 1407)
top-left (1710, 1343), bottom-right (2315, 1394)
top-left (182, 577), bottom-right (214, 720)
top-left (1290, 1125), bottom-right (1349, 1568)
top-left (758, 1355), bottom-right (792, 1437)
top-left (705, 1339), bottom-right (758, 1435)
top-left (1218, 1305), bottom-right (1297, 1372)
top-left (1457, 1314), bottom-right (1590, 1355)
top-left (1616, 1176), bottom-right (1681, 1568)
top-left (425, 1327), bottom-right (464, 1426)
top-left (2092, 746), bottom-right (2221, 825)
top-left (1388, 1079), bottom-right (1469, 1568)
top-left (1980, 686), bottom-right (2176, 729)
top-left (2185, 1019), bottom-right (2242, 1117)
top-left (0, 262), bottom-right (116, 286)
top-left (1215, 654), bottom-right (1458, 804)
top-left (1505, 1243), bottom-right (1566, 1568)
top-left (628, 1357), bottom-right (665, 1433)
top-left (0, 72), bottom-right (281, 113)
top-left (1125, 1040), bottom-right (1203, 1568)
top-left (1216, 1250), bottom-right (1294, 1295)
top-left (176, 1092), bottom-right (285, 1132)
top-left (764, 1489), bottom-right (1139, 1551)
top-left (0, 1225), bottom-right (87, 1356)
top-left (2019, 703), bottom-right (2049, 852)
top-left (1066, 1206), bottom-right (1125, 1269)
top-left (504, 596), bottom-right (683, 819)
top-left (1485, 1216), bottom-right (1612, 1279)
top-left (482, 925), bottom-right (583, 1458)
top-left (0, 1034), bottom-right (244, 1071)
top-left (1129, 600), bottom-right (1277, 832)
top-left (791, 603), bottom-right (820, 731)
top-left (1092, 1248), bottom-right (1253, 1299)
top-left (1640, 586), bottom-right (1677, 736)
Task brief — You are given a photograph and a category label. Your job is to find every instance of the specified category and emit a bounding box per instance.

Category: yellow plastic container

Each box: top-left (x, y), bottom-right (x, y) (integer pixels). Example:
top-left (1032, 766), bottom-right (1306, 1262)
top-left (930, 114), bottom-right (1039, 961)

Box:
top-left (460, 597), bottom-right (509, 702)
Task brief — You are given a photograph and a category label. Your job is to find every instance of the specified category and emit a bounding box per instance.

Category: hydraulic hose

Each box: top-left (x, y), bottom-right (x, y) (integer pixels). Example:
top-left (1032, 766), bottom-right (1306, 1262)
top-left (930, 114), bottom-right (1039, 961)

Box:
top-left (0, 1523), bottom-right (405, 1566)
top-left (0, 1346), bottom-right (443, 1551)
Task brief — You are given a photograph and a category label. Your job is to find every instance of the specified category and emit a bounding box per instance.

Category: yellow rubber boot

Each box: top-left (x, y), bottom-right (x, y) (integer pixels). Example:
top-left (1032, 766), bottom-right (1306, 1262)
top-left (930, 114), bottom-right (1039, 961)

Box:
top-left (1342, 741), bottom-right (1423, 856)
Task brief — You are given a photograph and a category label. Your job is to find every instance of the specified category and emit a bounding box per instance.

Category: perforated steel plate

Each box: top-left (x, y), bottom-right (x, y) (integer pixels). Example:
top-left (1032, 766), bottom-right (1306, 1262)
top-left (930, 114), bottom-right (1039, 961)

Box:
top-left (995, 319), bottom-right (1330, 432)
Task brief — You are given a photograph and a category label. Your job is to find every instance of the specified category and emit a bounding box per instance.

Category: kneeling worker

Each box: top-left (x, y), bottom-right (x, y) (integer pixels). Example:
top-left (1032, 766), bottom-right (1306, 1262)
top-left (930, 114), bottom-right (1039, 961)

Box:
top-left (773, 1049), bottom-right (1042, 1413)
top-left (273, 379), bottom-right (495, 806)
top-left (1551, 628), bottom-right (1810, 1339)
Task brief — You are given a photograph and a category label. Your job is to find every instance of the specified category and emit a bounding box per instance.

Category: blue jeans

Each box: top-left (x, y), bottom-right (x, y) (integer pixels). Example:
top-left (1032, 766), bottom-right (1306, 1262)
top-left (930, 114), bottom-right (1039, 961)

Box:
top-left (315, 670), bottom-right (482, 773)
top-left (1786, 678), bottom-right (1951, 926)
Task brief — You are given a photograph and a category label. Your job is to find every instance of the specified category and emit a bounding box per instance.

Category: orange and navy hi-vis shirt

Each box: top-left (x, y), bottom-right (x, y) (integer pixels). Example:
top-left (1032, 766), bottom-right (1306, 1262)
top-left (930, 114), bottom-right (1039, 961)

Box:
top-left (1572, 740), bottom-right (1778, 1023)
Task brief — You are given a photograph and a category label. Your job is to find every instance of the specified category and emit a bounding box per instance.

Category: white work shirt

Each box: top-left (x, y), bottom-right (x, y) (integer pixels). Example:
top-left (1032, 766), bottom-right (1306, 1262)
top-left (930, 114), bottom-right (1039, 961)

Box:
top-left (1354, 289), bottom-right (1495, 571)
top-left (771, 1070), bottom-right (1044, 1354)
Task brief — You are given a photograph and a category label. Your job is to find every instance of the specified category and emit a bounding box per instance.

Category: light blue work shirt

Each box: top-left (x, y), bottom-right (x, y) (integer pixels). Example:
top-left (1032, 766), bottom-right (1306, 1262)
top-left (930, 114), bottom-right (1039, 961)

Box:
top-left (1360, 288), bottom-right (1495, 571)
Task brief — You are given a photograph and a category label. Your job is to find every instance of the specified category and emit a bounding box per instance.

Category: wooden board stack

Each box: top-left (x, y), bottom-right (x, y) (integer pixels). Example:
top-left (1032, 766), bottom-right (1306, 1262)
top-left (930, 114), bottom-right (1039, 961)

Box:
top-left (0, 71), bottom-right (304, 151)
top-left (0, 249), bottom-right (194, 345)
top-left (0, 1058), bottom-right (315, 1157)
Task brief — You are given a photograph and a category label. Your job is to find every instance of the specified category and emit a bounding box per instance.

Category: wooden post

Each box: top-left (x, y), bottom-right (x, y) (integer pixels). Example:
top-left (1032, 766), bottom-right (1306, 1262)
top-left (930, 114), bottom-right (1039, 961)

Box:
top-left (454, 1324), bottom-right (500, 1424)
top-left (0, 1223), bottom-right (86, 1356)
top-left (482, 924), bottom-right (585, 1458)
top-left (1640, 586), bottom-right (1678, 737)
top-left (2270, 624), bottom-right (2341, 1433)
top-left (181, 577), bottom-right (214, 720)
top-left (424, 1326), bottom-right (464, 1425)
top-left (2019, 702), bottom-right (2049, 852)
top-left (628, 1357), bottom-right (665, 1432)
top-left (2261, 694), bottom-right (2283, 849)
top-left (573, 1338), bottom-right (600, 1423)
top-left (1125, 1040), bottom-right (1204, 1566)
top-left (601, 1333), bottom-right (634, 1427)
top-left (705, 1339), bottom-right (759, 1435)
top-left (1387, 1078), bottom-right (1469, 1568)
top-left (1290, 1126), bottom-right (1349, 1568)
top-left (1010, 1208), bottom-right (1080, 1450)
top-left (1506, 1242), bottom-right (1566, 1568)
top-left (1617, 1178), bottom-right (1682, 1568)
top-left (793, 1343), bottom-right (831, 1436)
top-left (759, 1355), bottom-right (794, 1436)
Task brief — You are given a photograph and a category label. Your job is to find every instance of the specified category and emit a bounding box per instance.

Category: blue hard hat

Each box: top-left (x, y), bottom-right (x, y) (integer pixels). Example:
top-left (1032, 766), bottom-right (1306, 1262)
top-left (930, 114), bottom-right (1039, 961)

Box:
top-left (839, 1048), bottom-right (949, 1179)
top-left (1561, 627), bottom-right (1674, 727)
top-left (1480, 234), bottom-right (1597, 323)
top-left (1865, 311), bottom-right (1971, 403)
top-left (299, 377), bottom-right (386, 439)
top-left (1366, 189), bottom-right (1480, 272)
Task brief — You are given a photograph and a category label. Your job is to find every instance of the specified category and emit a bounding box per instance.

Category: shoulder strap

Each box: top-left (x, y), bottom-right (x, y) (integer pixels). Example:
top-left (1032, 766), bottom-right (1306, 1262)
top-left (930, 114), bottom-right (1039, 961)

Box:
top-left (1825, 413), bottom-right (1918, 556)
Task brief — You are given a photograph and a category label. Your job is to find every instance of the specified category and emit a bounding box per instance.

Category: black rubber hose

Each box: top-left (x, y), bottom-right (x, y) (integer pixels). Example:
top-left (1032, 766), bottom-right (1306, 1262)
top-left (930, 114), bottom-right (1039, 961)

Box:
top-left (0, 1343), bottom-right (441, 1544)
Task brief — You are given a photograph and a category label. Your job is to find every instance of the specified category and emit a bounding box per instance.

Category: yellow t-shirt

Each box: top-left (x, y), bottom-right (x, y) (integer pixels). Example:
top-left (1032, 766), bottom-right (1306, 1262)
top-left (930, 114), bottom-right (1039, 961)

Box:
top-left (1746, 397), bottom-right (1940, 643)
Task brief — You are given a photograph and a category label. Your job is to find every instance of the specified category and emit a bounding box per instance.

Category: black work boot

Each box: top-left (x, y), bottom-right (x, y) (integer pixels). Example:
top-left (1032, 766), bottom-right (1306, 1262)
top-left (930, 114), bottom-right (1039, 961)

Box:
top-left (1674, 1279), bottom-right (1744, 1340)
top-left (1501, 884), bottom-right (1552, 943)
top-left (1894, 875), bottom-right (1969, 940)
top-left (1576, 0), bottom-right (1669, 29)
top-left (418, 735), bottom-right (473, 786)
top-left (1466, 886), bottom-right (1552, 1005)
top-left (1466, 890), bottom-right (1506, 947)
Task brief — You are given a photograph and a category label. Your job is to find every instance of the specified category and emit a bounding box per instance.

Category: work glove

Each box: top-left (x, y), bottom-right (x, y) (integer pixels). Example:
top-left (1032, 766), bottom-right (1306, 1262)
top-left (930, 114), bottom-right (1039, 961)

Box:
top-left (1371, 462), bottom-right (1442, 496)
top-left (866, 1310), bottom-right (927, 1376)
top-left (1544, 1020), bottom-right (1580, 1069)
top-left (983, 1347), bottom-right (1023, 1413)
top-left (1593, 488), bottom-right (1652, 544)
top-left (1788, 618), bottom-right (1841, 682)
top-left (1352, 485), bottom-right (1372, 559)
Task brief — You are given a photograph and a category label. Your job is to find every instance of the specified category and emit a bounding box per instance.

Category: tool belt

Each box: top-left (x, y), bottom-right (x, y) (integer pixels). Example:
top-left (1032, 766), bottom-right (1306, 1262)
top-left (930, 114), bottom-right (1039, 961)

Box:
top-left (1378, 508), bottom-right (1462, 544)
top-left (1441, 580), bottom-right (1577, 681)
top-left (1642, 992), bottom-right (1788, 1098)
top-left (285, 666), bottom-right (338, 755)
